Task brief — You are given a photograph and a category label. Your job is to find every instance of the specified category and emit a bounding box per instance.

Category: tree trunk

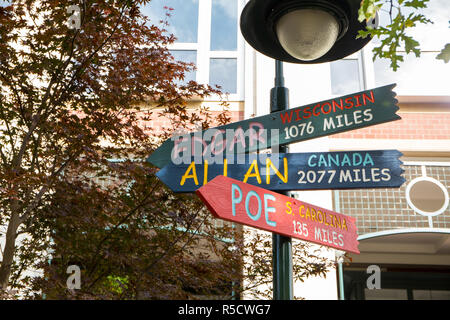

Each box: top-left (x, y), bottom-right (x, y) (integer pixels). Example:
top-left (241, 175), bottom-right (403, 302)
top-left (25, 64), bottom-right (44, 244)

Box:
top-left (0, 212), bottom-right (21, 290)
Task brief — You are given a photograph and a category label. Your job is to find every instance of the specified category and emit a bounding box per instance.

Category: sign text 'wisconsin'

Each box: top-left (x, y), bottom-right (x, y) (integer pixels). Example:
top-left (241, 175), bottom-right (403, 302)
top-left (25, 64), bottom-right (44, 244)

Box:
top-left (156, 150), bottom-right (405, 193)
top-left (147, 84), bottom-right (400, 169)
top-left (196, 176), bottom-right (360, 254)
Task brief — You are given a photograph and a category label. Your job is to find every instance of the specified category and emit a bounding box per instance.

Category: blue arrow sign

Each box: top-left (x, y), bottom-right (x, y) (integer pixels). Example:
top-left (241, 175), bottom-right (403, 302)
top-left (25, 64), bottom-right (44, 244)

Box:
top-left (156, 150), bottom-right (405, 193)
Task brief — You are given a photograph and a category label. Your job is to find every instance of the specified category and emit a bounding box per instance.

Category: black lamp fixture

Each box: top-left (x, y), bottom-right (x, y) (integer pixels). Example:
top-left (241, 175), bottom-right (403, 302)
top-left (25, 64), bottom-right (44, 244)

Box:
top-left (240, 0), bottom-right (377, 64)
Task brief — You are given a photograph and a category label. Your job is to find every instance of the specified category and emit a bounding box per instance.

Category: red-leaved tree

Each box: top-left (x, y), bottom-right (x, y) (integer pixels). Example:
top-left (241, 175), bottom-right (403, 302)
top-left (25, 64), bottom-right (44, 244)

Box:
top-left (0, 0), bottom-right (333, 299)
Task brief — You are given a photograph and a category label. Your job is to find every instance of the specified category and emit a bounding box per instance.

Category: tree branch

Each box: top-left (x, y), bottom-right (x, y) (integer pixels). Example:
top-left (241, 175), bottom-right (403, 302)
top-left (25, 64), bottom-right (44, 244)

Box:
top-left (85, 178), bottom-right (162, 280)
top-left (48, 4), bottom-right (127, 119)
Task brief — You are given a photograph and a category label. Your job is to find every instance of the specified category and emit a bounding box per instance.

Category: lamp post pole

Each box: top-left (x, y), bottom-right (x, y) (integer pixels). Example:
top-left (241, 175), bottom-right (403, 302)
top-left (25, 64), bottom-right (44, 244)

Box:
top-left (240, 0), bottom-right (376, 301)
top-left (270, 60), bottom-right (293, 300)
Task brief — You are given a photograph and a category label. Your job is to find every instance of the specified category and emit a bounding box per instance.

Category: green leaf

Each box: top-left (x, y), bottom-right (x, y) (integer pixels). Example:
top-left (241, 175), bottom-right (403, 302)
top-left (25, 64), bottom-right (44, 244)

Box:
top-left (404, 36), bottom-right (420, 57)
top-left (358, 0), bottom-right (381, 22)
top-left (403, 0), bottom-right (429, 9)
top-left (436, 44), bottom-right (450, 63)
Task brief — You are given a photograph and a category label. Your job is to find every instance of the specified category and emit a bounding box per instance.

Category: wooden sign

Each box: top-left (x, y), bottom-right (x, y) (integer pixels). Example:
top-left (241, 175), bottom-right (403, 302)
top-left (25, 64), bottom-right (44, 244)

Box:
top-left (156, 150), bottom-right (405, 193)
top-left (196, 176), bottom-right (360, 254)
top-left (147, 84), bottom-right (400, 169)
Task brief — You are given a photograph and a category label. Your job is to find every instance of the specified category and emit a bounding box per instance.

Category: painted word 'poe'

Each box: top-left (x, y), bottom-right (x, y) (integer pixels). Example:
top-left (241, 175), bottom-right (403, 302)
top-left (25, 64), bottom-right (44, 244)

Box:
top-left (231, 183), bottom-right (277, 228)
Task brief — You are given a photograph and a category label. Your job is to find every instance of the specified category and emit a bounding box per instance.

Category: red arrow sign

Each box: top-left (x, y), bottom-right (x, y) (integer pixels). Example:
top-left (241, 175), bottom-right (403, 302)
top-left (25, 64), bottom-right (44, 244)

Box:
top-left (196, 175), bottom-right (359, 254)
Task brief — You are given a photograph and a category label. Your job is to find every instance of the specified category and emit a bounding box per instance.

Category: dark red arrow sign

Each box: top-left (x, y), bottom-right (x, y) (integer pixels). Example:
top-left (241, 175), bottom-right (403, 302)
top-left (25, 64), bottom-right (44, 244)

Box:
top-left (196, 175), bottom-right (360, 254)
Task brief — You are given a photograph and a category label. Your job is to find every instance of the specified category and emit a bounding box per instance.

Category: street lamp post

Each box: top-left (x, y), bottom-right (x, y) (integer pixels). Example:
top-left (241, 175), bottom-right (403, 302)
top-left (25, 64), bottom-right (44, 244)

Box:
top-left (240, 0), bottom-right (376, 300)
top-left (271, 60), bottom-right (292, 300)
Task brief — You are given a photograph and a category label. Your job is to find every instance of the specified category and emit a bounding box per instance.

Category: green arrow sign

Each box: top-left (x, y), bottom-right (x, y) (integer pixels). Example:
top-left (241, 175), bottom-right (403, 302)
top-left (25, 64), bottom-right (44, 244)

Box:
top-left (147, 84), bottom-right (400, 169)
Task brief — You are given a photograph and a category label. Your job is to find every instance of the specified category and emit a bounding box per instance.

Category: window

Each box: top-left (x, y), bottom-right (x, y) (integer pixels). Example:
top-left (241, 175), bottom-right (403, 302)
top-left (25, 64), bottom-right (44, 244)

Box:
top-left (141, 0), bottom-right (243, 99)
top-left (209, 58), bottom-right (237, 94)
top-left (330, 58), bottom-right (362, 95)
top-left (345, 268), bottom-right (450, 300)
top-left (170, 50), bottom-right (197, 84)
top-left (210, 0), bottom-right (238, 51)
top-left (141, 0), bottom-right (199, 43)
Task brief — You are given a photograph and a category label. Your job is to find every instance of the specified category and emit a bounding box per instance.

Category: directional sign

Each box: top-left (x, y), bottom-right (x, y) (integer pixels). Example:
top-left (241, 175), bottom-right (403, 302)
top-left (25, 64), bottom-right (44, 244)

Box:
top-left (147, 84), bottom-right (400, 169)
top-left (156, 150), bottom-right (405, 193)
top-left (196, 176), bottom-right (360, 254)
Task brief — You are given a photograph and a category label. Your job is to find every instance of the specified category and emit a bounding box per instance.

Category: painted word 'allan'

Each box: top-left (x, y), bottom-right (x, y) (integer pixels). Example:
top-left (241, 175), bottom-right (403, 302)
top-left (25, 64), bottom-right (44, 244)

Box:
top-left (179, 153), bottom-right (386, 187)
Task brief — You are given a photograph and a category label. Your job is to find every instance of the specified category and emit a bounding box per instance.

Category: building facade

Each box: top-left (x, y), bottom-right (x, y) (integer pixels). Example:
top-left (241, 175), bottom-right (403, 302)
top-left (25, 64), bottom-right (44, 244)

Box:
top-left (143, 0), bottom-right (450, 300)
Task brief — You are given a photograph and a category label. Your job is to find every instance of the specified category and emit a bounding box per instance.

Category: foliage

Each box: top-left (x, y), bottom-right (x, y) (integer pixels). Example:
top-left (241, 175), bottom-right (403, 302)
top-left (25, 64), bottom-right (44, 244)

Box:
top-left (358, 0), bottom-right (448, 71)
top-left (0, 0), bottom-right (229, 299)
top-left (240, 229), bottom-right (334, 300)
top-left (104, 275), bottom-right (129, 296)
top-left (436, 21), bottom-right (450, 63)
top-left (436, 43), bottom-right (450, 63)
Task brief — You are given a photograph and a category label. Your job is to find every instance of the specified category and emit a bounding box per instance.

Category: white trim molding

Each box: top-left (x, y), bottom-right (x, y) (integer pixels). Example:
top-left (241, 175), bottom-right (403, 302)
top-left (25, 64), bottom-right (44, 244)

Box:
top-left (358, 228), bottom-right (450, 241)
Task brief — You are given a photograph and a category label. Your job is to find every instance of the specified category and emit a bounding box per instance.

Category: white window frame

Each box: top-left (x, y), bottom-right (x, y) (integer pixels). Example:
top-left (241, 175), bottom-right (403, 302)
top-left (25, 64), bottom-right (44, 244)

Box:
top-left (167, 0), bottom-right (245, 102)
top-left (329, 51), bottom-right (367, 97)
